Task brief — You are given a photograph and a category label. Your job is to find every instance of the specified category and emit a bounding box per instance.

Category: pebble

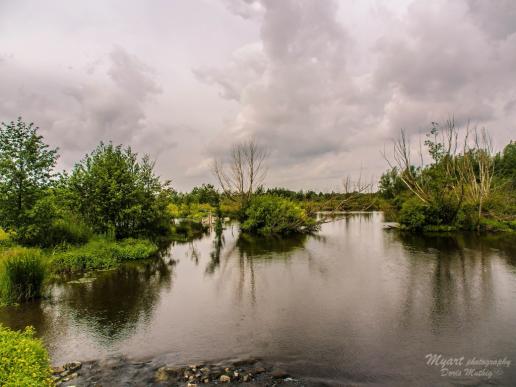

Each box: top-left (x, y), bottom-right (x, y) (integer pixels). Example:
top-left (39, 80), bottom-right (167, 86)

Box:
top-left (219, 374), bottom-right (231, 383)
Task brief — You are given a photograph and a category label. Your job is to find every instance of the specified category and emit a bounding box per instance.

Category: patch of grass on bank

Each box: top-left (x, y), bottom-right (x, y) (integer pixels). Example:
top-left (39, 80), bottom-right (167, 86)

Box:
top-left (0, 325), bottom-right (52, 386)
top-left (50, 237), bottom-right (159, 273)
top-left (0, 228), bottom-right (9, 242)
top-left (0, 247), bottom-right (45, 304)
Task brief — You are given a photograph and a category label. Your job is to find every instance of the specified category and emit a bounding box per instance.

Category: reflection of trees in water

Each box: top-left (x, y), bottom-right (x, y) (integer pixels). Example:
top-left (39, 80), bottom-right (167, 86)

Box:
top-left (205, 228), bottom-right (225, 275)
top-left (205, 231), bottom-right (310, 306)
top-left (236, 233), bottom-right (308, 258)
top-left (62, 257), bottom-right (173, 344)
top-left (318, 211), bottom-right (376, 225)
top-left (0, 300), bottom-right (50, 335)
top-left (395, 232), bottom-right (501, 332)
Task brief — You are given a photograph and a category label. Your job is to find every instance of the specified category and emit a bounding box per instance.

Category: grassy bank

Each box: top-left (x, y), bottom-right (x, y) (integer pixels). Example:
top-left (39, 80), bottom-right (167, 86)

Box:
top-left (50, 237), bottom-right (159, 273)
top-left (0, 233), bottom-right (159, 304)
top-left (0, 325), bottom-right (52, 386)
top-left (0, 247), bottom-right (45, 304)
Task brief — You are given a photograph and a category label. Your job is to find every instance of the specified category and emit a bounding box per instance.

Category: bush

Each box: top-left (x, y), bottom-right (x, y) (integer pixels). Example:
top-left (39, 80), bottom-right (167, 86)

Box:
top-left (67, 143), bottom-right (172, 239)
top-left (399, 197), bottom-right (468, 231)
top-left (170, 220), bottom-right (208, 242)
top-left (398, 198), bottom-right (429, 230)
top-left (0, 325), bottom-right (52, 386)
top-left (0, 228), bottom-right (8, 242)
top-left (241, 195), bottom-right (318, 235)
top-left (0, 248), bottom-right (46, 304)
top-left (14, 196), bottom-right (92, 247)
top-left (110, 238), bottom-right (159, 260)
top-left (50, 238), bottom-right (158, 273)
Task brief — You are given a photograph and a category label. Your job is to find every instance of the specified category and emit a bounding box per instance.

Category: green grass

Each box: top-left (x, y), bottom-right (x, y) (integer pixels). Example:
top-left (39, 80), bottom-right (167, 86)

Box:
top-left (479, 218), bottom-right (516, 233)
top-left (0, 248), bottom-right (46, 304)
top-left (50, 237), bottom-right (159, 273)
top-left (0, 325), bottom-right (52, 386)
top-left (0, 228), bottom-right (9, 242)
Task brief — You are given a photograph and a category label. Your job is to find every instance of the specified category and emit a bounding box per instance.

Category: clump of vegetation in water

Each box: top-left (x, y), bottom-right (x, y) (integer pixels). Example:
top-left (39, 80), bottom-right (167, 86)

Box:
top-left (241, 195), bottom-right (319, 235)
top-left (380, 120), bottom-right (516, 232)
top-left (50, 238), bottom-right (158, 273)
top-left (0, 247), bottom-right (46, 304)
top-left (0, 325), bottom-right (52, 386)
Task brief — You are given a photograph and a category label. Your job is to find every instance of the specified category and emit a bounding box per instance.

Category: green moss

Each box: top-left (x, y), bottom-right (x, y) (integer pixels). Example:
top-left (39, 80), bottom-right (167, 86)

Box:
top-left (0, 325), bottom-right (52, 386)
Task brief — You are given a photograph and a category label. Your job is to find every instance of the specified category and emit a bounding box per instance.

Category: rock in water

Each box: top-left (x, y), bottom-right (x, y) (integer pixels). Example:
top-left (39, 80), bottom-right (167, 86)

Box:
top-left (271, 369), bottom-right (290, 379)
top-left (64, 361), bottom-right (82, 372)
top-left (219, 374), bottom-right (231, 383)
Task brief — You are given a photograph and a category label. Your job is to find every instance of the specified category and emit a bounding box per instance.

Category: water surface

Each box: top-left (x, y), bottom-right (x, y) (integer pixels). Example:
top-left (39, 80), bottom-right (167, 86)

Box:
top-left (1, 213), bottom-right (516, 385)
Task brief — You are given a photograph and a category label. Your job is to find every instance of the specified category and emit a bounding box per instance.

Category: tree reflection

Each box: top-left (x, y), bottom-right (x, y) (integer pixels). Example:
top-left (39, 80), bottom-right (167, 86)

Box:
top-left (205, 225), bottom-right (225, 274)
top-left (396, 232), bottom-right (499, 333)
top-left (61, 257), bottom-right (173, 345)
top-left (236, 233), bottom-right (308, 258)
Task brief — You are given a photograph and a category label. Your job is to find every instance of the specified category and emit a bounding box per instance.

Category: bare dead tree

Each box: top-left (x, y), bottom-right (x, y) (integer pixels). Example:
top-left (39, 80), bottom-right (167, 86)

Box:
top-left (383, 118), bottom-right (496, 229)
top-left (456, 127), bottom-right (495, 229)
top-left (213, 138), bottom-right (268, 207)
top-left (334, 173), bottom-right (374, 210)
top-left (382, 128), bottom-right (430, 203)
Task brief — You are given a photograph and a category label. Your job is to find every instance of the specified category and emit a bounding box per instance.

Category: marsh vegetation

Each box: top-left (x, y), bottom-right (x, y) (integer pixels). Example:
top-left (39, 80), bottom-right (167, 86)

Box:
top-left (0, 117), bottom-right (514, 384)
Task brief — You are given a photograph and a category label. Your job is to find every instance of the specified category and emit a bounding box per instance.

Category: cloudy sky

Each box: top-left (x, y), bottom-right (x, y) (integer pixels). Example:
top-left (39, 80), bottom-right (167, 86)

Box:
top-left (1, 0), bottom-right (515, 191)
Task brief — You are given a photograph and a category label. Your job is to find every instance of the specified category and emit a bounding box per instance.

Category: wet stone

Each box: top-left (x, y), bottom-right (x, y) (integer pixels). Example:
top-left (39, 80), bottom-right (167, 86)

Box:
top-left (271, 369), bottom-right (290, 379)
top-left (220, 374), bottom-right (231, 383)
top-left (64, 361), bottom-right (82, 372)
top-left (253, 367), bottom-right (266, 374)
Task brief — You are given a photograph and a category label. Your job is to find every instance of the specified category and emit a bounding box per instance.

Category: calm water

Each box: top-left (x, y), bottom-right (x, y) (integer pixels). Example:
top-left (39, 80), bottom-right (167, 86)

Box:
top-left (2, 213), bottom-right (516, 386)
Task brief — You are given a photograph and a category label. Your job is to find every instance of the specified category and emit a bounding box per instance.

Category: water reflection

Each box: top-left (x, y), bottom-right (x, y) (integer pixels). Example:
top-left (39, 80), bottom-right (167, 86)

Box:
top-left (205, 228), bottom-right (224, 274)
top-left (60, 258), bottom-right (173, 344)
top-left (395, 231), bottom-right (502, 334)
top-left (236, 233), bottom-right (308, 259)
top-left (1, 215), bottom-right (516, 385)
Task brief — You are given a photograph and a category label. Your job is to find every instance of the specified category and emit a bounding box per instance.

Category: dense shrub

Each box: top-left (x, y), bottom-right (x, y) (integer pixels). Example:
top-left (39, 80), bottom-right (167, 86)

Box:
top-left (170, 220), bottom-right (208, 242)
top-left (0, 248), bottom-right (46, 304)
top-left (0, 325), bottom-right (52, 386)
top-left (68, 143), bottom-right (172, 239)
top-left (168, 202), bottom-right (216, 222)
top-left (398, 198), bottom-right (428, 230)
top-left (50, 238), bottom-right (158, 273)
top-left (14, 195), bottom-right (92, 247)
top-left (0, 228), bottom-right (8, 242)
top-left (241, 195), bottom-right (318, 235)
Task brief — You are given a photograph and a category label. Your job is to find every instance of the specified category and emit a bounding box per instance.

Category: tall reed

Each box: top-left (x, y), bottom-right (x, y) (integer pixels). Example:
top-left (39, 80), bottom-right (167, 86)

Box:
top-left (0, 248), bottom-right (46, 304)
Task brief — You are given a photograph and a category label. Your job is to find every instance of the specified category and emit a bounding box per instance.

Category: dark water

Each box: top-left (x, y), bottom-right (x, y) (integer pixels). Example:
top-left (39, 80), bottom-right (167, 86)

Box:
top-left (1, 213), bottom-right (516, 386)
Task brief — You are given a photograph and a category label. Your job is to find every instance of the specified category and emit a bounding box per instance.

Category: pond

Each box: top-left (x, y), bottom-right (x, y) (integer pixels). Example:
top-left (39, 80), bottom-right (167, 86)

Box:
top-left (1, 212), bottom-right (516, 385)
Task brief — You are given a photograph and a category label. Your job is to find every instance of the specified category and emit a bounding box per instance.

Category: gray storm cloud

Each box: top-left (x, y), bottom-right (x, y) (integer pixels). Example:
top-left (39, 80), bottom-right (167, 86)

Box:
top-left (1, 0), bottom-right (515, 190)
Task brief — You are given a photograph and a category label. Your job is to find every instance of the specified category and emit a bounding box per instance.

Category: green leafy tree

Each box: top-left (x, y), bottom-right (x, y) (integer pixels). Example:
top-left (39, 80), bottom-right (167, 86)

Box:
top-left (68, 142), bottom-right (172, 238)
top-left (189, 184), bottom-right (220, 207)
top-left (0, 118), bottom-right (58, 230)
top-left (495, 141), bottom-right (516, 186)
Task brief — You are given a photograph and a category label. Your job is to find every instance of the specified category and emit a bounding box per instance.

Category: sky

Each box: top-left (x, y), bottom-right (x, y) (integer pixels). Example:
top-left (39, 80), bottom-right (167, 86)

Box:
top-left (0, 0), bottom-right (515, 192)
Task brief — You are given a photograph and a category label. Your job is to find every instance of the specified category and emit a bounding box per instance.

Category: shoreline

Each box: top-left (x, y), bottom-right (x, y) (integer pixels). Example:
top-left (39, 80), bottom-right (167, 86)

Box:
top-left (53, 357), bottom-right (309, 386)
